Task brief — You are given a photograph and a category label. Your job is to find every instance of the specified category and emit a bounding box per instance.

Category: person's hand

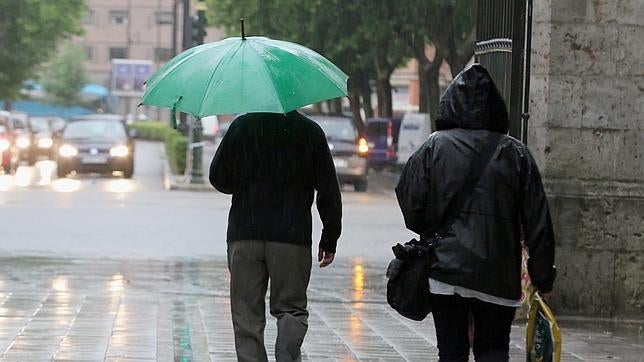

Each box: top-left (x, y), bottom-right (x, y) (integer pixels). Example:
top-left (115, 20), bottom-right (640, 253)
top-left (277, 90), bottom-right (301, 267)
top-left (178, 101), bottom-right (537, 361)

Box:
top-left (318, 248), bottom-right (335, 268)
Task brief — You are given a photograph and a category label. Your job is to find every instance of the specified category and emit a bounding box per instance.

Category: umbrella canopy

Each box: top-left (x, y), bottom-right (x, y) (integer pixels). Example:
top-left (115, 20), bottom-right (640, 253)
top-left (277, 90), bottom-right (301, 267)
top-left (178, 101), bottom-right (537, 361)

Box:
top-left (140, 36), bottom-right (348, 117)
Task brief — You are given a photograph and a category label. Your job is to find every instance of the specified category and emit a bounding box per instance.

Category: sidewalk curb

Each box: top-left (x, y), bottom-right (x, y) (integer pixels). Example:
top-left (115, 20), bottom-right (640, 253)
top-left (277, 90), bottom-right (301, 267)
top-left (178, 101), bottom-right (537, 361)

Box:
top-left (161, 149), bottom-right (214, 192)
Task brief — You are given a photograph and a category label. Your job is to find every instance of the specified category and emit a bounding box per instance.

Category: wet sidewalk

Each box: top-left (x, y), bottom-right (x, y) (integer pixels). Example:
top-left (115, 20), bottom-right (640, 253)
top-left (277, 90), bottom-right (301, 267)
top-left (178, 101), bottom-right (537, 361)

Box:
top-left (0, 256), bottom-right (641, 361)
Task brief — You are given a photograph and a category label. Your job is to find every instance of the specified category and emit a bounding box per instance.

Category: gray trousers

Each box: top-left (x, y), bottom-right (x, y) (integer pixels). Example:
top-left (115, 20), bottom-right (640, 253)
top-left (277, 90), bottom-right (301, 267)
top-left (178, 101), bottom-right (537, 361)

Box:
top-left (227, 240), bottom-right (312, 362)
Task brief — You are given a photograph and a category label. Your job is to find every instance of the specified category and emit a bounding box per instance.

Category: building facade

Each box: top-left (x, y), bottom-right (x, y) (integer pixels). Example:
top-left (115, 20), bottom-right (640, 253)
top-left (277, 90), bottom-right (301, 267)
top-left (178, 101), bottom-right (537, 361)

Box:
top-left (75, 0), bottom-right (224, 116)
top-left (530, 0), bottom-right (644, 317)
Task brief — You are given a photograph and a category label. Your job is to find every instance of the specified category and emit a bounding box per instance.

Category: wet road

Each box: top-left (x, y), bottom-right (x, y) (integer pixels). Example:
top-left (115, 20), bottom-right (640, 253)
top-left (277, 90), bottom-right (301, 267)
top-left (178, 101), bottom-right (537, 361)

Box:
top-left (0, 141), bottom-right (413, 259)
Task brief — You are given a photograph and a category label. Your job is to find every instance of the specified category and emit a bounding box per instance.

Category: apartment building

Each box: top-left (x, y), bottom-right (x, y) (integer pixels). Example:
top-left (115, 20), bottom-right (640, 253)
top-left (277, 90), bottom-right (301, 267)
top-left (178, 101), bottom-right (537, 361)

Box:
top-left (74, 0), bottom-right (223, 115)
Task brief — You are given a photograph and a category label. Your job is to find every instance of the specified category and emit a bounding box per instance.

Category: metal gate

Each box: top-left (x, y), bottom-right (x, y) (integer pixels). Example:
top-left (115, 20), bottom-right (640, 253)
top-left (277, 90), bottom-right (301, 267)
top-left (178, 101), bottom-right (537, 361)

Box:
top-left (475, 0), bottom-right (533, 143)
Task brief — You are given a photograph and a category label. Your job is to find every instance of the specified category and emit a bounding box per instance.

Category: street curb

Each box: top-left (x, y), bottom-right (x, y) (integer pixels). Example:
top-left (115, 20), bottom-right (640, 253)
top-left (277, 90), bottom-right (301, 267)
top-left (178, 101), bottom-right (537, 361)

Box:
top-left (161, 148), bottom-right (214, 192)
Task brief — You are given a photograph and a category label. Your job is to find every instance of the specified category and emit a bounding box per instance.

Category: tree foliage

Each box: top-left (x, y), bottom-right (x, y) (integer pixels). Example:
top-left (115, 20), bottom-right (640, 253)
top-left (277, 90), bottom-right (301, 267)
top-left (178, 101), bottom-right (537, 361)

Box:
top-left (41, 43), bottom-right (88, 107)
top-left (0, 0), bottom-right (86, 103)
top-left (206, 0), bottom-right (475, 120)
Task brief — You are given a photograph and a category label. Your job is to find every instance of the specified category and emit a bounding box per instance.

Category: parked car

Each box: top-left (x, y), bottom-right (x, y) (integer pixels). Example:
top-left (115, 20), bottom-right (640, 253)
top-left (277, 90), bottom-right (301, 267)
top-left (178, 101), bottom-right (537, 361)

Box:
top-left (309, 114), bottom-right (369, 192)
top-left (56, 117), bottom-right (135, 178)
top-left (365, 117), bottom-right (402, 171)
top-left (27, 117), bottom-right (56, 160)
top-left (0, 125), bottom-right (16, 173)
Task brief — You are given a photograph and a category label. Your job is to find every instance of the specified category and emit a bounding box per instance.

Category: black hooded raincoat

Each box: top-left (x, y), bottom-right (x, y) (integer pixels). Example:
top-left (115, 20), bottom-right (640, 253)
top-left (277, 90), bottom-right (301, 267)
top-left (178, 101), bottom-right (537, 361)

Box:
top-left (395, 64), bottom-right (556, 300)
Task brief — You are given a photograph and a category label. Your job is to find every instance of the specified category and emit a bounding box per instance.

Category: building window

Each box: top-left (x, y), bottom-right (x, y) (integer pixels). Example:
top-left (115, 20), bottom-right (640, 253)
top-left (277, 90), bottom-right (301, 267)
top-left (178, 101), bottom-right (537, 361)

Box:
top-left (156, 11), bottom-right (174, 25)
top-left (82, 10), bottom-right (94, 25)
top-left (85, 46), bottom-right (93, 60)
top-left (109, 47), bottom-right (128, 60)
top-left (154, 48), bottom-right (173, 62)
top-left (109, 10), bottom-right (129, 25)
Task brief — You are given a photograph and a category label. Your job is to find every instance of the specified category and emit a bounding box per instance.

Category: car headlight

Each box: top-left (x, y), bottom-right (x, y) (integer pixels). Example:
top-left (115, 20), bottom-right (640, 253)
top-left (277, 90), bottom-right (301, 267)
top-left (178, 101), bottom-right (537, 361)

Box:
top-left (357, 137), bottom-right (369, 155)
top-left (37, 137), bottom-right (53, 149)
top-left (109, 145), bottom-right (129, 157)
top-left (58, 144), bottom-right (78, 157)
top-left (0, 139), bottom-right (9, 152)
top-left (16, 136), bottom-right (30, 149)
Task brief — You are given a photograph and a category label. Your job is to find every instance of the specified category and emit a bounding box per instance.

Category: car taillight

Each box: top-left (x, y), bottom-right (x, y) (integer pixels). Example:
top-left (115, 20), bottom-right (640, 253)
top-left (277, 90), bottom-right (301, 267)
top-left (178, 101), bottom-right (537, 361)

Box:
top-left (357, 137), bottom-right (369, 156)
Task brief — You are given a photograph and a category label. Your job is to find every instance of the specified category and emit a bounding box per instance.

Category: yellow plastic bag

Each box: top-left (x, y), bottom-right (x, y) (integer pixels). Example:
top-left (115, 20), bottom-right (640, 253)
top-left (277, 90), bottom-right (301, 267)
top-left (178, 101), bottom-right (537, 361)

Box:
top-left (526, 288), bottom-right (562, 362)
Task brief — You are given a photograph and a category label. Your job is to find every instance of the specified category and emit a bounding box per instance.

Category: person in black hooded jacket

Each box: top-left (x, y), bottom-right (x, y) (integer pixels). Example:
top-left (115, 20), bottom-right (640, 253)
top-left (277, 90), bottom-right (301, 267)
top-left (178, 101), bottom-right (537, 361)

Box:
top-left (396, 64), bottom-right (556, 362)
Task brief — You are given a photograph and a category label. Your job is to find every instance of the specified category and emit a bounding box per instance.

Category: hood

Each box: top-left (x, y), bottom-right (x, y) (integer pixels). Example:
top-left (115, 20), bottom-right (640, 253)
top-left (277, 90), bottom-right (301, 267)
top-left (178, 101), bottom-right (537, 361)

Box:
top-left (435, 64), bottom-right (509, 133)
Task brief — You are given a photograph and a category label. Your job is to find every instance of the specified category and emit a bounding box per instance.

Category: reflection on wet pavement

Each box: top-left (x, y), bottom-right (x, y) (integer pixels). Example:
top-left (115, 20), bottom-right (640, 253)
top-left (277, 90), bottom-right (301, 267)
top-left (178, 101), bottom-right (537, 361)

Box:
top-left (0, 257), bottom-right (640, 361)
top-left (0, 162), bottom-right (138, 195)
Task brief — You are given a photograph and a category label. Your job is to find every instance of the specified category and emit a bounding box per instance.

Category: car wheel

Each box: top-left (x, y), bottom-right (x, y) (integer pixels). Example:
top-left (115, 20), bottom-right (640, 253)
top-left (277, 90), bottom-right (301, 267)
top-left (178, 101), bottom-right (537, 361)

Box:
top-left (56, 165), bottom-right (69, 178)
top-left (354, 179), bottom-right (368, 192)
top-left (122, 159), bottom-right (134, 179)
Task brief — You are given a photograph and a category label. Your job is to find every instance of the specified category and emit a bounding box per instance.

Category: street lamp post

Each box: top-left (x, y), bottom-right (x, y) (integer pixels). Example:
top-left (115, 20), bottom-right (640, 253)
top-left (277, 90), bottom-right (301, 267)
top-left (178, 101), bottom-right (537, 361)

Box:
top-left (187, 0), bottom-right (207, 185)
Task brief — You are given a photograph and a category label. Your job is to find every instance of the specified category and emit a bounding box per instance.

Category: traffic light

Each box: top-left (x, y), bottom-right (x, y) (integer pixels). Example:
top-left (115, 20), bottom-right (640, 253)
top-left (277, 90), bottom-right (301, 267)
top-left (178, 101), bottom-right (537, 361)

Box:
top-left (191, 12), bottom-right (207, 46)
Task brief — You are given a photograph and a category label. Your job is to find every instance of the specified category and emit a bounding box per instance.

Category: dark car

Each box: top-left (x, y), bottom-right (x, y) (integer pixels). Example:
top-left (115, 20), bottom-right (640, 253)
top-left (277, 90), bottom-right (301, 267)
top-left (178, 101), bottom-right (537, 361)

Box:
top-left (27, 117), bottom-right (56, 160)
top-left (365, 117), bottom-right (402, 171)
top-left (309, 115), bottom-right (369, 192)
top-left (56, 118), bottom-right (135, 178)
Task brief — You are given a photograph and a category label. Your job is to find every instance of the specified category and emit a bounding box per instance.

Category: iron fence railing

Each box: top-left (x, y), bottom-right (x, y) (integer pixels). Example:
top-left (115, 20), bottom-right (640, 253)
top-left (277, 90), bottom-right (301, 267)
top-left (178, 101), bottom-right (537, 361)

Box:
top-left (476, 0), bottom-right (532, 143)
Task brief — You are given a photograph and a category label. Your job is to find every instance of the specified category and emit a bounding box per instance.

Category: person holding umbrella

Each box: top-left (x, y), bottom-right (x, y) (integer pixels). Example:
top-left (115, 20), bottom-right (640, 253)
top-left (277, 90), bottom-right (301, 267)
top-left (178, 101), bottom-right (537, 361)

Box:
top-left (141, 27), bottom-right (346, 362)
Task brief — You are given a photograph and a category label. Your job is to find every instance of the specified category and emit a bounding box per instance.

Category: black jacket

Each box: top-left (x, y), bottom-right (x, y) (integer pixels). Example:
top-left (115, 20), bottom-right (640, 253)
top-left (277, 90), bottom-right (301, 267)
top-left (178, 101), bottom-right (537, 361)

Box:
top-left (209, 111), bottom-right (342, 252)
top-left (396, 64), bottom-right (556, 299)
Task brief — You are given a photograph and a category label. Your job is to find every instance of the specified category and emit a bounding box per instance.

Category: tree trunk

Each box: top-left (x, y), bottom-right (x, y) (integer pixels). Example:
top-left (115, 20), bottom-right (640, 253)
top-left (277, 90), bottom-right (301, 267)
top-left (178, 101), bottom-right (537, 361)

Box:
top-left (359, 74), bottom-right (374, 119)
top-left (427, 57), bottom-right (441, 128)
top-left (418, 61), bottom-right (429, 114)
top-left (375, 77), bottom-right (393, 118)
top-left (411, 38), bottom-right (442, 123)
top-left (348, 76), bottom-right (364, 124)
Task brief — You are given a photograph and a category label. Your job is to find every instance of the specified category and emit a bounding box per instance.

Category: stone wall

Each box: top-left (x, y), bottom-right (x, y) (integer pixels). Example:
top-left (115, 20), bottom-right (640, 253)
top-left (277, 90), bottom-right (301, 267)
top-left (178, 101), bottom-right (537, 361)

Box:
top-left (529, 0), bottom-right (644, 317)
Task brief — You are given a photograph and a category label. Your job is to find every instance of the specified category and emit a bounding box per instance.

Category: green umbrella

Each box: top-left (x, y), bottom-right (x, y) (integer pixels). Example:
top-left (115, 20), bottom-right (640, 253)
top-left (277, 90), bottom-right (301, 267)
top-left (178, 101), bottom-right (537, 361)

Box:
top-left (140, 36), bottom-right (348, 116)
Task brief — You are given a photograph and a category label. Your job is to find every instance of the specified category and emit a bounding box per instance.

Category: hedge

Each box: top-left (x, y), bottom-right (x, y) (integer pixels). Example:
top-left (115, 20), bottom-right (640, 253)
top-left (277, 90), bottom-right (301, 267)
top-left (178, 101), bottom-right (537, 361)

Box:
top-left (130, 121), bottom-right (169, 141)
top-left (131, 121), bottom-right (187, 174)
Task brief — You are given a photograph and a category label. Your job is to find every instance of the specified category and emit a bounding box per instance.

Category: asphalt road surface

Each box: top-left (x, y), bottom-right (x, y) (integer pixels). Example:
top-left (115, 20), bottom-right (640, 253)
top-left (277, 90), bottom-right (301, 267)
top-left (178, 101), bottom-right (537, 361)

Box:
top-left (0, 141), bottom-right (414, 260)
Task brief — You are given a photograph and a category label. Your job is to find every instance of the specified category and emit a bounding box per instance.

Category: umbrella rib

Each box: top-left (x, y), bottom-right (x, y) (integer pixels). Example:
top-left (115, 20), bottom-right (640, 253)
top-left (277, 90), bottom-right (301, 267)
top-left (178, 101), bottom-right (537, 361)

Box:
top-left (196, 42), bottom-right (244, 117)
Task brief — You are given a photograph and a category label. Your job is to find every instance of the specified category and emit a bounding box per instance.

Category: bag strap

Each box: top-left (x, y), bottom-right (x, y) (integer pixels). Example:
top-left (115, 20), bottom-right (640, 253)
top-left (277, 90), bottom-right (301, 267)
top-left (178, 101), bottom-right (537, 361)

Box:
top-left (427, 132), bottom-right (502, 241)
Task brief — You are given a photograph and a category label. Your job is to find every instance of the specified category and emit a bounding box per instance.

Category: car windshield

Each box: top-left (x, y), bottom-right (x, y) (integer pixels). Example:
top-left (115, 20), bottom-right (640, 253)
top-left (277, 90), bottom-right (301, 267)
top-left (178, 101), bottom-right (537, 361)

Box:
top-left (29, 118), bottom-right (51, 132)
top-left (311, 117), bottom-right (357, 142)
top-left (63, 120), bottom-right (126, 140)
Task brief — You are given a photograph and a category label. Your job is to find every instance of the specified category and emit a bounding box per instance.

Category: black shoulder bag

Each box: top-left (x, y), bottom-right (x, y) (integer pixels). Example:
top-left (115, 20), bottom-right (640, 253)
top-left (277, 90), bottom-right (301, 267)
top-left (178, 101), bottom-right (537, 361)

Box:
top-left (386, 133), bottom-right (501, 321)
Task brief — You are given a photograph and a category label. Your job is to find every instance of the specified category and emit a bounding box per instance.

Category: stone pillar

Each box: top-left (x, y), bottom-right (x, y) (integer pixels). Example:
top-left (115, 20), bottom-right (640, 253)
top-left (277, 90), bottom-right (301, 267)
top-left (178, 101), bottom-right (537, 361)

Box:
top-left (530, 0), bottom-right (644, 317)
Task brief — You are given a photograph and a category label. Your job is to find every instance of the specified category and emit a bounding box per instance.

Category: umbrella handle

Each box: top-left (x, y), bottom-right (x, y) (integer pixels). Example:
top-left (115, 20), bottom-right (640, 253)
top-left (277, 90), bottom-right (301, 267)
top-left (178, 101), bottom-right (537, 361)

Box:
top-left (171, 96), bottom-right (183, 129)
top-left (241, 18), bottom-right (245, 40)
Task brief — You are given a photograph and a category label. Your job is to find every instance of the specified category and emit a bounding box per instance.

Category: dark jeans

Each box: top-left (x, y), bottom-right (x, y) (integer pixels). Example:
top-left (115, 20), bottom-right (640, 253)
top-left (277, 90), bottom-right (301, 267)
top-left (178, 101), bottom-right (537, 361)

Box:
top-left (431, 294), bottom-right (516, 362)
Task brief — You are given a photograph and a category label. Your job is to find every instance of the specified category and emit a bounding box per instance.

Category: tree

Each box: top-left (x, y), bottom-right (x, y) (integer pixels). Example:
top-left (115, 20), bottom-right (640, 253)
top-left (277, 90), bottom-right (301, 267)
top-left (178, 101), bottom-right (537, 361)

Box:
top-left (0, 0), bottom-right (85, 106)
top-left (393, 0), bottom-right (475, 121)
top-left (41, 43), bottom-right (88, 107)
top-left (206, 0), bottom-right (412, 120)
